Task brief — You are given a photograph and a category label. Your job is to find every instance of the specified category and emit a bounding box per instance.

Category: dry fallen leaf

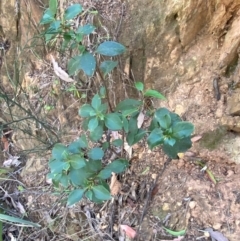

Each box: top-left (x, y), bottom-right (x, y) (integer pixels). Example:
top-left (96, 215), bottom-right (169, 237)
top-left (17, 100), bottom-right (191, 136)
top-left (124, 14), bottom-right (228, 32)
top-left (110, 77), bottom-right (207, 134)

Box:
top-left (110, 173), bottom-right (121, 195)
top-left (16, 201), bottom-right (26, 215)
top-left (191, 135), bottom-right (202, 142)
top-left (50, 55), bottom-right (74, 82)
top-left (120, 224), bottom-right (137, 239)
top-left (3, 156), bottom-right (21, 167)
top-left (137, 111), bottom-right (145, 128)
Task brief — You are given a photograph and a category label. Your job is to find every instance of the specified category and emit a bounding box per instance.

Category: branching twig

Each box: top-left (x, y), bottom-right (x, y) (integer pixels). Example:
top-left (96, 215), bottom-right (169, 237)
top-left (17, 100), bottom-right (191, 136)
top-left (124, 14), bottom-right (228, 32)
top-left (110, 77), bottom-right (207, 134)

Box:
top-left (137, 157), bottom-right (172, 238)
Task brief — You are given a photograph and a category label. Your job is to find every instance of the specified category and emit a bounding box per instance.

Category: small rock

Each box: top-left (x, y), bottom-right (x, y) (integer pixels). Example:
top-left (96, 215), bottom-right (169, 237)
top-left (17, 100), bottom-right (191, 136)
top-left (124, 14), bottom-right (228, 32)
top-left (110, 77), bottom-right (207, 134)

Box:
top-left (162, 203), bottom-right (170, 211)
top-left (151, 173), bottom-right (157, 179)
top-left (227, 170), bottom-right (234, 177)
top-left (226, 89), bottom-right (240, 116)
top-left (213, 223), bottom-right (222, 230)
top-left (215, 107), bottom-right (223, 118)
top-left (189, 201), bottom-right (196, 209)
top-left (175, 104), bottom-right (185, 116)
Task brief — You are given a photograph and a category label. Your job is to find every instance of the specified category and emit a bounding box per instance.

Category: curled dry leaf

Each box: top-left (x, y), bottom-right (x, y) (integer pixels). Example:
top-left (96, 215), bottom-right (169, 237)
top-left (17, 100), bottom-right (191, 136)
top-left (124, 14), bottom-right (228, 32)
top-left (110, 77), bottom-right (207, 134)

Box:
top-left (110, 173), bottom-right (121, 195)
top-left (50, 55), bottom-right (74, 82)
top-left (120, 224), bottom-right (137, 239)
top-left (137, 111), bottom-right (145, 128)
top-left (191, 135), bottom-right (202, 143)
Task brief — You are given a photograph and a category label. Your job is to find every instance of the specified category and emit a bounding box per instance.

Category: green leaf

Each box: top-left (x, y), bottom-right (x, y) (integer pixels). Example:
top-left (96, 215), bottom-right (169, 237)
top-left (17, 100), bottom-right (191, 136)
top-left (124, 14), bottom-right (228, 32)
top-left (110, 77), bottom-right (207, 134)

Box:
top-left (76, 24), bottom-right (96, 35)
top-left (49, 0), bottom-right (58, 15)
top-left (52, 143), bottom-right (68, 161)
top-left (99, 86), bottom-right (106, 98)
top-left (67, 189), bottom-right (85, 206)
top-left (158, 113), bottom-right (171, 129)
top-left (68, 53), bottom-right (96, 76)
top-left (147, 128), bottom-right (164, 149)
top-left (135, 82), bottom-right (144, 92)
top-left (96, 41), bottom-right (126, 56)
top-left (64, 4), bottom-right (83, 20)
top-left (123, 117), bottom-right (129, 132)
top-left (98, 103), bottom-right (108, 115)
top-left (69, 168), bottom-right (94, 186)
top-left (126, 131), bottom-right (135, 146)
top-left (97, 168), bottom-right (112, 179)
top-left (88, 147), bottom-right (104, 160)
top-left (116, 99), bottom-right (142, 111)
top-left (79, 104), bottom-right (96, 117)
top-left (162, 137), bottom-right (192, 159)
top-left (128, 114), bottom-right (139, 135)
top-left (0, 214), bottom-right (41, 228)
top-left (148, 117), bottom-right (159, 131)
top-left (163, 227), bottom-right (186, 237)
top-left (40, 9), bottom-right (55, 24)
top-left (112, 139), bottom-right (123, 147)
top-left (68, 56), bottom-right (82, 75)
top-left (45, 20), bottom-right (61, 34)
top-left (144, 89), bottom-right (166, 100)
top-left (68, 135), bottom-right (88, 154)
top-left (68, 155), bottom-right (86, 169)
top-left (92, 185), bottom-right (111, 200)
top-left (60, 174), bottom-right (69, 188)
top-left (172, 122), bottom-right (194, 139)
top-left (105, 113), bottom-right (122, 130)
top-left (88, 117), bottom-right (99, 132)
top-left (132, 129), bottom-right (147, 145)
top-left (163, 137), bottom-right (176, 146)
top-left (91, 94), bottom-right (101, 110)
top-left (105, 159), bottom-right (129, 173)
top-left (79, 52), bottom-right (96, 76)
top-left (122, 109), bottom-right (139, 117)
top-left (85, 190), bottom-right (103, 203)
top-left (102, 141), bottom-right (110, 150)
top-left (100, 61), bottom-right (118, 77)
top-left (49, 160), bottom-right (70, 174)
top-left (90, 125), bottom-right (103, 141)
top-left (169, 112), bottom-right (182, 126)
top-left (86, 159), bottom-right (102, 172)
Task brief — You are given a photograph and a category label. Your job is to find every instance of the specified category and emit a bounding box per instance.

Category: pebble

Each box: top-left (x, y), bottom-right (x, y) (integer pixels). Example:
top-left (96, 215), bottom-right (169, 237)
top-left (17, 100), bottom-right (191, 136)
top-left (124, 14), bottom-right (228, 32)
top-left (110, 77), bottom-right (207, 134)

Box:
top-left (162, 203), bottom-right (170, 211)
top-left (189, 201), bottom-right (196, 209)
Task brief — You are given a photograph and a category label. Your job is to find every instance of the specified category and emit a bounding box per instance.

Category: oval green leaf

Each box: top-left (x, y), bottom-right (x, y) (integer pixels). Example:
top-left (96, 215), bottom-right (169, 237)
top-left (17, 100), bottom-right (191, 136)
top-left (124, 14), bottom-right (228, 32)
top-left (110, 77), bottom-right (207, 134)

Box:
top-left (88, 147), bottom-right (104, 160)
top-left (91, 94), bottom-right (101, 110)
top-left (79, 104), bottom-right (96, 117)
top-left (90, 125), bottom-right (103, 141)
top-left (144, 89), bottom-right (166, 100)
top-left (100, 60), bottom-right (118, 77)
top-left (67, 189), bottom-right (85, 206)
top-left (147, 128), bottom-right (164, 149)
top-left (96, 41), bottom-right (126, 56)
top-left (68, 155), bottom-right (86, 169)
top-left (105, 159), bottom-right (129, 173)
top-left (40, 9), bottom-right (55, 24)
top-left (135, 81), bottom-right (144, 92)
top-left (105, 113), bottom-right (122, 130)
top-left (49, 0), bottom-right (58, 15)
top-left (79, 52), bottom-right (96, 76)
top-left (172, 122), bottom-right (194, 139)
top-left (76, 24), bottom-right (96, 35)
top-left (52, 143), bottom-right (68, 161)
top-left (88, 117), bottom-right (99, 132)
top-left (92, 185), bottom-right (111, 200)
top-left (64, 4), bottom-right (83, 20)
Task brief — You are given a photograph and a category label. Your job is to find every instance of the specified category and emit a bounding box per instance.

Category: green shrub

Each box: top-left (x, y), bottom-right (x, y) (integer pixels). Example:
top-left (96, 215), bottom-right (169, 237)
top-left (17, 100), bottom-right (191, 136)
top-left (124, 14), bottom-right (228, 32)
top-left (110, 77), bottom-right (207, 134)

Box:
top-left (41, 0), bottom-right (194, 206)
